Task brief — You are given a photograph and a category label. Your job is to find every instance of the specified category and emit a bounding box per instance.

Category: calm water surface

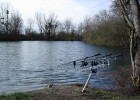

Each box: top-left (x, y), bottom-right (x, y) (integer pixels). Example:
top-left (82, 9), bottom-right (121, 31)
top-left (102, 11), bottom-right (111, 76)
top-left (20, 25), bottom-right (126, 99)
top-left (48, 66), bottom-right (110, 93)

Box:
top-left (0, 41), bottom-right (130, 93)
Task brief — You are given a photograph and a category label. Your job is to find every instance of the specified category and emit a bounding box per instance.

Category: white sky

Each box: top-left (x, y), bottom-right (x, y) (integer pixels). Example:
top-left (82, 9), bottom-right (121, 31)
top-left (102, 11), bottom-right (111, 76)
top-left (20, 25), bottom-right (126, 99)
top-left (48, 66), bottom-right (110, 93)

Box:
top-left (1, 0), bottom-right (112, 24)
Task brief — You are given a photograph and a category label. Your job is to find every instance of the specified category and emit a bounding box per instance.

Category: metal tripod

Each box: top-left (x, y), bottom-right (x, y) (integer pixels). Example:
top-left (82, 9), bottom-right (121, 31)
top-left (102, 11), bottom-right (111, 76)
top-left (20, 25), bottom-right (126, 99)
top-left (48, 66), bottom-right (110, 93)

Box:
top-left (82, 66), bottom-right (107, 92)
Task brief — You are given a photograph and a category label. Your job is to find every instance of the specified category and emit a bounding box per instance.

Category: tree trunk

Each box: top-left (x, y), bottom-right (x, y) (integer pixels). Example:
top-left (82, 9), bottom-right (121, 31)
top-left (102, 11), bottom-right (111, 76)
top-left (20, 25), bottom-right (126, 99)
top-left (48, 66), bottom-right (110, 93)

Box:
top-left (130, 0), bottom-right (140, 88)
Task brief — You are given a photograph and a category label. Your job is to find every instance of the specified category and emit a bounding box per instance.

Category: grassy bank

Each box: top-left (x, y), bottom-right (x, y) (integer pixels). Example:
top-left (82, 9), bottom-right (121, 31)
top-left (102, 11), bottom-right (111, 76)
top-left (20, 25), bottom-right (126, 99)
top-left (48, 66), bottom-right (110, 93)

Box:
top-left (0, 86), bottom-right (140, 100)
top-left (0, 92), bottom-right (33, 100)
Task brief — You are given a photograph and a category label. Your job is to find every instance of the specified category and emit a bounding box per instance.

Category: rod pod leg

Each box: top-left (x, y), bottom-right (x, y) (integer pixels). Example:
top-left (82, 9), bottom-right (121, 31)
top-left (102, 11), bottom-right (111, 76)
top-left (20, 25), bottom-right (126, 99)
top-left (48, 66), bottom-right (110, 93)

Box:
top-left (95, 73), bottom-right (108, 88)
top-left (82, 72), bottom-right (93, 92)
top-left (82, 68), bottom-right (97, 92)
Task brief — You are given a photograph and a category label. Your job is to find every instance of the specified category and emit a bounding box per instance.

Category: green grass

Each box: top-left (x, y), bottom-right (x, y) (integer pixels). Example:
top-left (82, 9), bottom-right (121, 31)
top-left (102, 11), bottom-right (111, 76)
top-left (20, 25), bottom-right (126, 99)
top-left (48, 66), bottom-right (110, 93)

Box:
top-left (89, 89), bottom-right (124, 99)
top-left (88, 88), bottom-right (140, 100)
top-left (0, 88), bottom-right (140, 100)
top-left (0, 92), bottom-right (33, 100)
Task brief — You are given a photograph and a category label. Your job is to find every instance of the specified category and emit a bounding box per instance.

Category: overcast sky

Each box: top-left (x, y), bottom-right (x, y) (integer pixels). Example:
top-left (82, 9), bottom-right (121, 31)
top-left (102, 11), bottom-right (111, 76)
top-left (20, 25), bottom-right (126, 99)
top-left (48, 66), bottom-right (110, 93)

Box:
top-left (1, 0), bottom-right (112, 24)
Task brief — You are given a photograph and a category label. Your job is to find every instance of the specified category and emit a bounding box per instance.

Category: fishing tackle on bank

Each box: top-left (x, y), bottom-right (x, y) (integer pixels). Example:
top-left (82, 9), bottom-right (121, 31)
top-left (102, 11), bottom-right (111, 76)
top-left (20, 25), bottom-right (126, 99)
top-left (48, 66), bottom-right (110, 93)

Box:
top-left (55, 53), bottom-right (122, 92)
top-left (81, 53), bottom-right (122, 92)
top-left (56, 53), bottom-right (101, 68)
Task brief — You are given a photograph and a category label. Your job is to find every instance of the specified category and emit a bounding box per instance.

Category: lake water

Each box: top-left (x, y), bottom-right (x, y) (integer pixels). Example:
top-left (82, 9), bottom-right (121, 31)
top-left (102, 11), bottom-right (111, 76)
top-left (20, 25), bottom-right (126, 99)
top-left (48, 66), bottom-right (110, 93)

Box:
top-left (0, 41), bottom-right (130, 93)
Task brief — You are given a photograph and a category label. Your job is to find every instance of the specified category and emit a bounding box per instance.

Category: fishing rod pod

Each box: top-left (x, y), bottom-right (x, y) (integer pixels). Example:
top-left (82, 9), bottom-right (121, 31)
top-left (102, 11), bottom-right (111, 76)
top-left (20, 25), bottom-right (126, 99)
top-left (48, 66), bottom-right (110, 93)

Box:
top-left (56, 53), bottom-right (122, 69)
top-left (54, 53), bottom-right (122, 92)
top-left (82, 53), bottom-right (122, 92)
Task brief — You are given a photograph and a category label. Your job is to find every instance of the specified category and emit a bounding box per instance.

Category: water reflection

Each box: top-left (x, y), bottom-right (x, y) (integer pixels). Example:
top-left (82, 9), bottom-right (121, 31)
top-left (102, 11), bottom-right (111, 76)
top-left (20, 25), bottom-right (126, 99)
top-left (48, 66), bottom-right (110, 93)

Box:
top-left (0, 41), bottom-right (130, 93)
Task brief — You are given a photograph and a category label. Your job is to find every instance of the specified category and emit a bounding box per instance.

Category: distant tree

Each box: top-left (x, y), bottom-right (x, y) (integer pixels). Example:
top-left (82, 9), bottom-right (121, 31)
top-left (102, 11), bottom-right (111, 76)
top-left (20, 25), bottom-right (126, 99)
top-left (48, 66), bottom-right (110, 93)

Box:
top-left (35, 12), bottom-right (44, 35)
top-left (0, 19), bottom-right (2, 33)
top-left (25, 18), bottom-right (37, 40)
top-left (25, 18), bottom-right (34, 34)
top-left (82, 9), bottom-right (128, 46)
top-left (0, 2), bottom-right (10, 34)
top-left (82, 16), bottom-right (94, 42)
top-left (46, 13), bottom-right (58, 40)
top-left (0, 8), bottom-right (5, 33)
top-left (35, 12), bottom-right (58, 40)
top-left (77, 23), bottom-right (84, 35)
top-left (57, 21), bottom-right (64, 33)
top-left (10, 11), bottom-right (23, 34)
top-left (64, 18), bottom-right (73, 34)
top-left (70, 25), bottom-right (75, 40)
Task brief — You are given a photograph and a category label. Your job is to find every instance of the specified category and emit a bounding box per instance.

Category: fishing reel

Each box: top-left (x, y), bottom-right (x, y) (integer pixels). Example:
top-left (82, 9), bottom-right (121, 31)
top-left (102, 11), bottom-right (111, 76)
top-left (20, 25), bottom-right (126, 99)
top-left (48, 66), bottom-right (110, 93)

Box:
top-left (91, 60), bottom-right (98, 66)
top-left (73, 58), bottom-right (89, 67)
top-left (69, 53), bottom-right (122, 69)
top-left (91, 68), bottom-right (97, 73)
top-left (81, 61), bottom-right (88, 67)
top-left (71, 53), bottom-right (101, 68)
top-left (102, 57), bottom-right (110, 68)
top-left (73, 59), bottom-right (88, 68)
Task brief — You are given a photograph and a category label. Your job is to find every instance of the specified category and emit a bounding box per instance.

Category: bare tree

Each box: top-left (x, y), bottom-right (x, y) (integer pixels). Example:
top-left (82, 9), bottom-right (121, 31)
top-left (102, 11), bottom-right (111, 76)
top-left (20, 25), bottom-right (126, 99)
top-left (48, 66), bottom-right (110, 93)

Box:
top-left (35, 12), bottom-right (58, 40)
top-left (64, 18), bottom-right (73, 34)
top-left (82, 9), bottom-right (128, 46)
top-left (10, 11), bottom-right (23, 34)
top-left (77, 23), bottom-right (84, 35)
top-left (25, 18), bottom-right (34, 34)
top-left (0, 7), bottom-right (5, 33)
top-left (114, 0), bottom-right (140, 88)
top-left (0, 2), bottom-right (10, 34)
top-left (46, 13), bottom-right (58, 40)
top-left (57, 21), bottom-right (64, 33)
top-left (82, 16), bottom-right (93, 42)
top-left (35, 12), bottom-right (44, 35)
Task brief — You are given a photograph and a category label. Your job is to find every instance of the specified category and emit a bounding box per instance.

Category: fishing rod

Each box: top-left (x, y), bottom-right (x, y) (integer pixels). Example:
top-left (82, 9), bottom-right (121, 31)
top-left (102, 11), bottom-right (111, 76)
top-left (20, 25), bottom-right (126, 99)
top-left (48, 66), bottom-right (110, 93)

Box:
top-left (79, 53), bottom-right (122, 73)
top-left (97, 54), bottom-right (112, 58)
top-left (73, 53), bottom-right (102, 68)
top-left (74, 53), bottom-right (101, 61)
top-left (56, 53), bottom-right (101, 68)
top-left (56, 53), bottom-right (122, 71)
top-left (79, 54), bottom-right (112, 67)
top-left (89, 53), bottom-right (122, 68)
top-left (81, 54), bottom-right (122, 65)
top-left (80, 54), bottom-right (112, 62)
top-left (110, 54), bottom-right (122, 59)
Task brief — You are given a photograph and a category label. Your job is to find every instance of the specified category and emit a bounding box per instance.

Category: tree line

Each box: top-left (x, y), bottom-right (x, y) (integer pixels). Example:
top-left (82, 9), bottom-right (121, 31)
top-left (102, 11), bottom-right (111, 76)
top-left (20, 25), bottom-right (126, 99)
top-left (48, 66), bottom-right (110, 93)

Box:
top-left (0, 2), bottom-right (130, 46)
top-left (80, 9), bottom-right (129, 47)
top-left (0, 3), bottom-right (82, 41)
